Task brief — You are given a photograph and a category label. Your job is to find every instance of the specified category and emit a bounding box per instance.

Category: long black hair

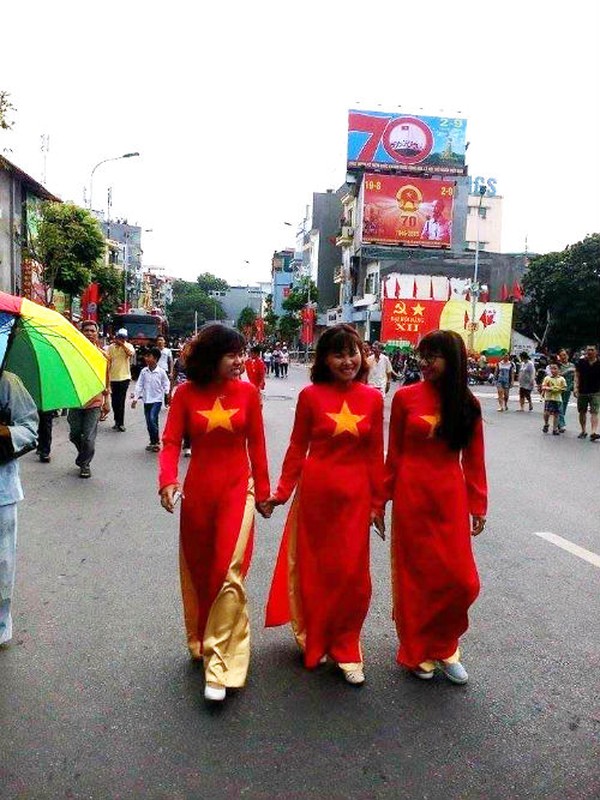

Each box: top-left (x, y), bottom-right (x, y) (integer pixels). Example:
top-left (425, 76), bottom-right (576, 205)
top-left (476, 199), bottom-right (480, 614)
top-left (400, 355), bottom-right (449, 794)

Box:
top-left (417, 330), bottom-right (481, 451)
top-left (185, 324), bottom-right (246, 385)
top-left (311, 324), bottom-right (369, 384)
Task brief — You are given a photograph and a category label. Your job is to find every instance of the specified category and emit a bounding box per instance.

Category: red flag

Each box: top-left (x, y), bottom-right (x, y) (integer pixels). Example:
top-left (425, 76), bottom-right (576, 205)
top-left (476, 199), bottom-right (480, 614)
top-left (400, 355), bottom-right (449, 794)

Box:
top-left (429, 278), bottom-right (433, 299)
top-left (395, 279), bottom-right (401, 299)
top-left (512, 281), bottom-right (523, 301)
top-left (254, 317), bottom-right (265, 342)
top-left (447, 281), bottom-right (452, 300)
top-left (465, 290), bottom-right (471, 302)
top-left (300, 307), bottom-right (315, 345)
top-left (412, 278), bottom-right (417, 298)
top-left (463, 310), bottom-right (469, 330)
top-left (500, 283), bottom-right (509, 301)
top-left (480, 286), bottom-right (490, 303)
top-left (81, 282), bottom-right (100, 322)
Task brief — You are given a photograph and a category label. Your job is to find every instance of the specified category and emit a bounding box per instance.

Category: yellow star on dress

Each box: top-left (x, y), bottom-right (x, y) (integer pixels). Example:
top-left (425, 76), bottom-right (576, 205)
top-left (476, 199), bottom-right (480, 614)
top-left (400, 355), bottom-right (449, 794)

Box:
top-left (326, 401), bottom-right (366, 437)
top-left (419, 414), bottom-right (440, 438)
top-left (197, 397), bottom-right (240, 432)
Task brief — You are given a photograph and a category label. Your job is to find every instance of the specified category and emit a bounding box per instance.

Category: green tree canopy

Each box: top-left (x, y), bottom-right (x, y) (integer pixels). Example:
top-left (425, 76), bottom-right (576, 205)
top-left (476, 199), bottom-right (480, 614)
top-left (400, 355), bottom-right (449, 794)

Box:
top-left (0, 91), bottom-right (16, 130)
top-left (237, 306), bottom-right (257, 334)
top-left (167, 280), bottom-right (225, 336)
top-left (197, 272), bottom-right (229, 294)
top-left (91, 261), bottom-right (124, 321)
top-left (263, 294), bottom-right (279, 339)
top-left (518, 234), bottom-right (600, 350)
top-left (278, 313), bottom-right (301, 342)
top-left (27, 202), bottom-right (106, 301)
top-left (282, 277), bottom-right (318, 312)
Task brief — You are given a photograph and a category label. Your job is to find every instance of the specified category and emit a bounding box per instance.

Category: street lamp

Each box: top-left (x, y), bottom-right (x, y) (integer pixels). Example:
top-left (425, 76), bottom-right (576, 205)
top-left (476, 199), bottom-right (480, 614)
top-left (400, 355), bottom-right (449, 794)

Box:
top-left (88, 152), bottom-right (140, 211)
top-left (468, 185), bottom-right (487, 353)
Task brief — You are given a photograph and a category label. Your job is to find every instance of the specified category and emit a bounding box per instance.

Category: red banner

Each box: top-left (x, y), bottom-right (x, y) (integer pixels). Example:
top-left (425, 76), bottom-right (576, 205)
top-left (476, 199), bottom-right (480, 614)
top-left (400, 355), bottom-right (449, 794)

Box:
top-left (254, 317), bottom-right (265, 342)
top-left (363, 174), bottom-right (455, 248)
top-left (381, 299), bottom-right (514, 352)
top-left (300, 306), bottom-right (316, 345)
top-left (81, 282), bottom-right (100, 322)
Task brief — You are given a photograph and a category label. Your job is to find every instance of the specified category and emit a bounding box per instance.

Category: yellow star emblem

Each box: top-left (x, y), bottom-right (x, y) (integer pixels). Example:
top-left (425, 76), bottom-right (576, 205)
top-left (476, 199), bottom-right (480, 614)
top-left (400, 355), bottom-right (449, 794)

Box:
top-left (197, 397), bottom-right (239, 432)
top-left (419, 414), bottom-right (440, 438)
top-left (411, 303), bottom-right (425, 316)
top-left (326, 401), bottom-right (366, 437)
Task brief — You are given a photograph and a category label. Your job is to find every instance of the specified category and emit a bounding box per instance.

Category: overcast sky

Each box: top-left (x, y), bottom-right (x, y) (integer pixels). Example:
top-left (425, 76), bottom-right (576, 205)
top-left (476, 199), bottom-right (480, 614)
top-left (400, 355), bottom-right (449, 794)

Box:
top-left (2, 1), bottom-right (598, 286)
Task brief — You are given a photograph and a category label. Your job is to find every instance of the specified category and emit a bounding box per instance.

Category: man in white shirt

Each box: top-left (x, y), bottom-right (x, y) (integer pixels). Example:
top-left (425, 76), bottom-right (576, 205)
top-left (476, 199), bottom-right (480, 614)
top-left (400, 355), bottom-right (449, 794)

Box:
top-left (367, 341), bottom-right (393, 396)
top-left (131, 347), bottom-right (170, 451)
top-left (156, 336), bottom-right (173, 378)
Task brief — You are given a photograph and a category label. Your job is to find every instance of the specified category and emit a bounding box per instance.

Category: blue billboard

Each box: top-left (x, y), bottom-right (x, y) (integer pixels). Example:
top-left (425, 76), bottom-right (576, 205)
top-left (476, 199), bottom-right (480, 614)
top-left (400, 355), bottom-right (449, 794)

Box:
top-left (347, 109), bottom-right (467, 175)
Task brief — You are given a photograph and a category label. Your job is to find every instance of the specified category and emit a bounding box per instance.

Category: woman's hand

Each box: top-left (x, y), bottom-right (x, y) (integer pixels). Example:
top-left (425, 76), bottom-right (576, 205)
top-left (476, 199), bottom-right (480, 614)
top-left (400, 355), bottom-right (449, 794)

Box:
top-left (160, 484), bottom-right (180, 513)
top-left (258, 495), bottom-right (284, 518)
top-left (472, 515), bottom-right (486, 536)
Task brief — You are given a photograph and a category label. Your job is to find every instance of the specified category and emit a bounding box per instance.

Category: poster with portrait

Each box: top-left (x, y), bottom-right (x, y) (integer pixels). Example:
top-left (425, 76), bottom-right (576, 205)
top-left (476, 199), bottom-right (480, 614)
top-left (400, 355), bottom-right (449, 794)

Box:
top-left (362, 174), bottom-right (455, 249)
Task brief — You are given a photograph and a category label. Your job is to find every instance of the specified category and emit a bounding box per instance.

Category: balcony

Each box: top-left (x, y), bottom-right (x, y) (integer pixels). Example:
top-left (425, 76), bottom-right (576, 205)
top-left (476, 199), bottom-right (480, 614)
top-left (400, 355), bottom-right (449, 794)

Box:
top-left (335, 226), bottom-right (354, 247)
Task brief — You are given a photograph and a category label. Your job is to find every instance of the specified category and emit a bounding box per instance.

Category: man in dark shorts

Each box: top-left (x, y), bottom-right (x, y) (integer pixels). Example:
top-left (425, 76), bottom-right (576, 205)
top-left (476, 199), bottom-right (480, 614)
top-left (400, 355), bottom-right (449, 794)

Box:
top-left (574, 344), bottom-right (600, 441)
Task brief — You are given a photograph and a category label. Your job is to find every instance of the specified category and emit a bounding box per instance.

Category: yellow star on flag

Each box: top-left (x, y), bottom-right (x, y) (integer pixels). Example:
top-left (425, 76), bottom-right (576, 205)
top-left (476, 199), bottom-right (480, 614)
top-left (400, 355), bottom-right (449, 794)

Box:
top-left (326, 401), bottom-right (366, 437)
top-left (411, 303), bottom-right (425, 316)
top-left (419, 414), bottom-right (440, 438)
top-left (197, 397), bottom-right (240, 432)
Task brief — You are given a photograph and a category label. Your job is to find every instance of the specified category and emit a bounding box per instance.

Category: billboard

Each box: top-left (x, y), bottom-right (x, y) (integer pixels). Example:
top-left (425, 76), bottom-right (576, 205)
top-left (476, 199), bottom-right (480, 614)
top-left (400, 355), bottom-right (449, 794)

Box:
top-left (347, 110), bottom-right (467, 175)
top-left (363, 174), bottom-right (455, 248)
top-left (381, 299), bottom-right (514, 353)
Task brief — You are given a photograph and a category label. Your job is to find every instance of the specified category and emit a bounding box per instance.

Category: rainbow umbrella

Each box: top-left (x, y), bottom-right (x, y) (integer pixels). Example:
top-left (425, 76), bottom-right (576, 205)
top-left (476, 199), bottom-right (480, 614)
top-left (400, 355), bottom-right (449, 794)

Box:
top-left (0, 291), bottom-right (107, 410)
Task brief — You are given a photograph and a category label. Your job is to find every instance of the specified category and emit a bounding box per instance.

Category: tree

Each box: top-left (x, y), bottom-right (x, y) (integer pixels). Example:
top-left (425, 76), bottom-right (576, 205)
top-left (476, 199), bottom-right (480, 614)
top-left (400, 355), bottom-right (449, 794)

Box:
top-left (167, 280), bottom-right (225, 336)
top-left (237, 306), bottom-right (257, 334)
top-left (0, 91), bottom-right (16, 131)
top-left (278, 313), bottom-right (301, 342)
top-left (91, 261), bottom-right (124, 321)
top-left (518, 234), bottom-right (600, 350)
top-left (263, 294), bottom-right (279, 339)
top-left (27, 202), bottom-right (106, 302)
top-left (196, 272), bottom-right (229, 294)
top-left (282, 277), bottom-right (319, 313)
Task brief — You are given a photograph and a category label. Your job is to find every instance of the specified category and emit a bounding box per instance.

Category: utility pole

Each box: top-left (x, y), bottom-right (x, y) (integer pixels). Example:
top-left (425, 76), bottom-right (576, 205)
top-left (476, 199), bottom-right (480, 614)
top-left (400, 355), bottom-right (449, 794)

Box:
top-left (468, 186), bottom-right (487, 353)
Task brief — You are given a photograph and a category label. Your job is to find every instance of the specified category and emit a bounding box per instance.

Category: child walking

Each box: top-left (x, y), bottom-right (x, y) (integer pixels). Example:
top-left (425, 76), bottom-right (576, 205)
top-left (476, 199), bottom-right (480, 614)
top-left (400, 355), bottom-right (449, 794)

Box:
top-left (541, 363), bottom-right (567, 436)
top-left (132, 347), bottom-right (171, 451)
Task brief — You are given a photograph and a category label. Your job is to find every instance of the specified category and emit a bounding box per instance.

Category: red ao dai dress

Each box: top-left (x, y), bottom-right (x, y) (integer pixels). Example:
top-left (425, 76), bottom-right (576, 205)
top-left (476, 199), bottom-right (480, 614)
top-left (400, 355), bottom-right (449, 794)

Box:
top-left (265, 381), bottom-right (385, 670)
top-left (159, 379), bottom-right (270, 687)
top-left (385, 381), bottom-right (487, 671)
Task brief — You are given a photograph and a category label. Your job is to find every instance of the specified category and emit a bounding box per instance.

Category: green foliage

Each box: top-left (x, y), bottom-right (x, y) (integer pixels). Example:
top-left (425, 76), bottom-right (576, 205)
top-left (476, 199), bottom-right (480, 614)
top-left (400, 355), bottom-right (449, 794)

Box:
top-left (237, 306), bottom-right (257, 333)
top-left (278, 313), bottom-right (300, 341)
top-left (28, 202), bottom-right (106, 300)
top-left (519, 234), bottom-right (600, 350)
top-left (196, 272), bottom-right (229, 294)
top-left (167, 280), bottom-right (225, 335)
top-left (282, 277), bottom-right (318, 312)
top-left (91, 261), bottom-right (124, 321)
top-left (0, 91), bottom-right (16, 130)
top-left (263, 294), bottom-right (279, 338)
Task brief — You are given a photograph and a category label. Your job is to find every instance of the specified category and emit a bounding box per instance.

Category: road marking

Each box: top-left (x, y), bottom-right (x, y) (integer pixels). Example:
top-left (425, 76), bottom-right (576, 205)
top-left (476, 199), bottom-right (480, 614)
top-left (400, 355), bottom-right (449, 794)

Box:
top-left (533, 531), bottom-right (600, 569)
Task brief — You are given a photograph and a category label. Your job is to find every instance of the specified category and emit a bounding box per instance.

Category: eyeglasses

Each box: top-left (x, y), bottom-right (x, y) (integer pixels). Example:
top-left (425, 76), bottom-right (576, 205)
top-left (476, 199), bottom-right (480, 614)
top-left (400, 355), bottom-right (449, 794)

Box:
top-left (417, 353), bottom-right (443, 364)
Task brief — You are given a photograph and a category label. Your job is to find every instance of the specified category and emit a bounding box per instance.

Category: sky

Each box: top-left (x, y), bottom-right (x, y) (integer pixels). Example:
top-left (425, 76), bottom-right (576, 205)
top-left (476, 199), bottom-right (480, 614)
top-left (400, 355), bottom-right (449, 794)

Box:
top-left (1, 1), bottom-right (599, 286)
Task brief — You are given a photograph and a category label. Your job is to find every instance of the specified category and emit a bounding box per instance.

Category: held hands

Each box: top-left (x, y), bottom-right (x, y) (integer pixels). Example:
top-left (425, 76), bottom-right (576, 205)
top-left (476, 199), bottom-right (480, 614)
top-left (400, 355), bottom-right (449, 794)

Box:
top-left (472, 515), bottom-right (486, 536)
top-left (131, 399), bottom-right (138, 409)
top-left (160, 484), bottom-right (181, 513)
top-left (256, 495), bottom-right (284, 519)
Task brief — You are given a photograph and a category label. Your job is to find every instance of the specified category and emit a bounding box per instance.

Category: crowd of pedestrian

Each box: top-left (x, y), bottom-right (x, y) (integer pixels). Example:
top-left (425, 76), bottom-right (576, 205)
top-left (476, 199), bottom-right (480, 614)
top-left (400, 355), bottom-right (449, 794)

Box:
top-left (3, 313), bottom-right (598, 715)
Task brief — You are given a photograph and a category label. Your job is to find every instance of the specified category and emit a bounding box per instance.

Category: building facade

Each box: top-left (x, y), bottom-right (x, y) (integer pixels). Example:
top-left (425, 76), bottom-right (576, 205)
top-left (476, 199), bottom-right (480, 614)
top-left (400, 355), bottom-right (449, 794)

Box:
top-left (0, 155), bottom-right (59, 295)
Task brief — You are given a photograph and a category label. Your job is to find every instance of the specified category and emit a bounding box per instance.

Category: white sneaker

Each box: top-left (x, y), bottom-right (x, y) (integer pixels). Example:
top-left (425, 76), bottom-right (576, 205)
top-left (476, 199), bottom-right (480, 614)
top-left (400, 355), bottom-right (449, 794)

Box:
top-left (183, 448), bottom-right (192, 458)
top-left (204, 683), bottom-right (226, 702)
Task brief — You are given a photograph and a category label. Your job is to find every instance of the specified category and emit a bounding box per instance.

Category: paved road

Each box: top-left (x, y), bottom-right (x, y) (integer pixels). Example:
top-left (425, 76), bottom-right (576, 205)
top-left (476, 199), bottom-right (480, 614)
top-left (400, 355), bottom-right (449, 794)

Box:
top-left (2, 368), bottom-right (599, 799)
